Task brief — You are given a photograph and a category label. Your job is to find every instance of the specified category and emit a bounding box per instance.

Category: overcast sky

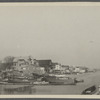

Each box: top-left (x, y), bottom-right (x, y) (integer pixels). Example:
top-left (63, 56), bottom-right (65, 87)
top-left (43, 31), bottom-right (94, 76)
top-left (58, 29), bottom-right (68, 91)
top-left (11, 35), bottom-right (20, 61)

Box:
top-left (0, 5), bottom-right (100, 68)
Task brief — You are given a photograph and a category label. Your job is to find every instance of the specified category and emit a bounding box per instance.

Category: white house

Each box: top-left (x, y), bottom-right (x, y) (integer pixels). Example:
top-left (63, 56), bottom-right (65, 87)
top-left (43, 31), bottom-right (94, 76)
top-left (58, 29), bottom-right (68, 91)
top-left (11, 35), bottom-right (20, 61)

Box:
top-left (54, 64), bottom-right (62, 70)
top-left (74, 67), bottom-right (80, 73)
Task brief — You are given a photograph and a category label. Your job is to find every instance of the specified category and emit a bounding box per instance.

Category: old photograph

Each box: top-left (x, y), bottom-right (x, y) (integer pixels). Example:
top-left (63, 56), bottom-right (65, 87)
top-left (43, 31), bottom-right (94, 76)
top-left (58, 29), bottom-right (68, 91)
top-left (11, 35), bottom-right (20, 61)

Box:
top-left (0, 3), bottom-right (100, 96)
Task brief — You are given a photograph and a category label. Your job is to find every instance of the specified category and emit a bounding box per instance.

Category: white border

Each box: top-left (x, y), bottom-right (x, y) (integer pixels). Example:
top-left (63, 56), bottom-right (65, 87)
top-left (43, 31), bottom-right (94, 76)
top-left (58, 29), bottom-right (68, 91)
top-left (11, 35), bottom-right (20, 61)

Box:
top-left (0, 2), bottom-right (100, 98)
top-left (0, 2), bottom-right (100, 6)
top-left (0, 95), bottom-right (100, 98)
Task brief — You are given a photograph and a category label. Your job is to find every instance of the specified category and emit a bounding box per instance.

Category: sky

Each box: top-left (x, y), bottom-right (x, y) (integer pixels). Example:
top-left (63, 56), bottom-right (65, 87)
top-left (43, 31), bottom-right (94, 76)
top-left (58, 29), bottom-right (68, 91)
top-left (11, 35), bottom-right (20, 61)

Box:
top-left (0, 5), bottom-right (100, 68)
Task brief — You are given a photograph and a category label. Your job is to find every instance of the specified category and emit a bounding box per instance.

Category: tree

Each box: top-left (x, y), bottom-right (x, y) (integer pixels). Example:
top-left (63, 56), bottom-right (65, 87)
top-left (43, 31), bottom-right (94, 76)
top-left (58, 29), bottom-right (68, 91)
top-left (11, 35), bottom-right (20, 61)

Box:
top-left (3, 56), bottom-right (15, 70)
top-left (4, 56), bottom-right (14, 63)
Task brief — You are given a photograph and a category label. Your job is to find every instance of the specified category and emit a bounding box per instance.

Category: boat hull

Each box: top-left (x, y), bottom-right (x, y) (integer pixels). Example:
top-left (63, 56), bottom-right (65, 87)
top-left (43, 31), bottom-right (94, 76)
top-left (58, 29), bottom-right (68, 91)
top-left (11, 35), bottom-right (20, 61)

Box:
top-left (44, 76), bottom-right (76, 85)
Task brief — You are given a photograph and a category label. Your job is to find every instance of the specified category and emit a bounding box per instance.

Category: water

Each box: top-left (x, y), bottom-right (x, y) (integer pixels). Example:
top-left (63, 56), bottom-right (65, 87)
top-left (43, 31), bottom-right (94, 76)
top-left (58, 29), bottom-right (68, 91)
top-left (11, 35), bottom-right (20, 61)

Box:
top-left (0, 71), bottom-right (100, 95)
top-left (0, 84), bottom-right (84, 95)
top-left (0, 85), bottom-right (35, 94)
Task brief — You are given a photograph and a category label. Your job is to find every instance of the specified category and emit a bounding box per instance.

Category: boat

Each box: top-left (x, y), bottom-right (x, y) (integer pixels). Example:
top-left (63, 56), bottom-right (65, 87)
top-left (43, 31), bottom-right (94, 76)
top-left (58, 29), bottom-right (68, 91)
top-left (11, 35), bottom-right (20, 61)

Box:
top-left (81, 85), bottom-right (97, 95)
top-left (7, 76), bottom-right (31, 84)
top-left (8, 78), bottom-right (30, 84)
top-left (42, 75), bottom-right (76, 85)
top-left (33, 81), bottom-right (49, 85)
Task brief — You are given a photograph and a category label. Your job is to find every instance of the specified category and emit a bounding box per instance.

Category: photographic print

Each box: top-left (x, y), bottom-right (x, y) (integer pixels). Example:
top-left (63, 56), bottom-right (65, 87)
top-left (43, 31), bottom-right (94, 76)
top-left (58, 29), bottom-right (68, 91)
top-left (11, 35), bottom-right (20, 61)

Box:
top-left (0, 3), bottom-right (100, 98)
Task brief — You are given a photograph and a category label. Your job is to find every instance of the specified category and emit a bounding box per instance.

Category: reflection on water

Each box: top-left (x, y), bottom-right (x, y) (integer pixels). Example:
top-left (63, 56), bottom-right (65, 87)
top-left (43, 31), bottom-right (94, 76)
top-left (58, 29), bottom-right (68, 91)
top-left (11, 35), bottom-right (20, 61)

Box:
top-left (0, 85), bottom-right (36, 94)
top-left (0, 84), bottom-right (95, 95)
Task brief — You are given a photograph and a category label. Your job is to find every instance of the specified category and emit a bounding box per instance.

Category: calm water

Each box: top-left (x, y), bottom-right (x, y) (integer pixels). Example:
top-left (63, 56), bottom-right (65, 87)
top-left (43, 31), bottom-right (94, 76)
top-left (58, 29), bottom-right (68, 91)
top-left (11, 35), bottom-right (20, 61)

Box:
top-left (0, 84), bottom-right (85, 95)
top-left (0, 71), bottom-right (100, 95)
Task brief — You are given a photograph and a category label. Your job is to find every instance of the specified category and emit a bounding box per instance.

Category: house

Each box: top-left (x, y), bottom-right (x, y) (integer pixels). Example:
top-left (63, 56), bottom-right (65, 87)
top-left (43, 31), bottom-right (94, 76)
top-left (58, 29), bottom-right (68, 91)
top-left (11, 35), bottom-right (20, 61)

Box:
top-left (13, 56), bottom-right (43, 74)
top-left (74, 67), bottom-right (80, 73)
top-left (54, 63), bottom-right (62, 70)
top-left (37, 59), bottom-right (52, 72)
top-left (74, 66), bottom-right (88, 74)
top-left (62, 65), bottom-right (70, 74)
top-left (22, 65), bottom-right (45, 77)
top-left (62, 65), bottom-right (69, 70)
top-left (12, 65), bottom-right (45, 78)
top-left (12, 57), bottom-right (46, 77)
top-left (13, 56), bottom-right (38, 67)
top-left (80, 67), bottom-right (88, 73)
top-left (52, 63), bottom-right (66, 74)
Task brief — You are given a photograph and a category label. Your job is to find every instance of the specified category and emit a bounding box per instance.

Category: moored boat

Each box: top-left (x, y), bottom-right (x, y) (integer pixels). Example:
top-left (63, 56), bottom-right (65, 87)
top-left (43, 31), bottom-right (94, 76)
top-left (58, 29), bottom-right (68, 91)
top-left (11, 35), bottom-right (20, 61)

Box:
top-left (8, 78), bottom-right (30, 84)
top-left (43, 75), bottom-right (76, 85)
top-left (7, 76), bottom-right (31, 84)
top-left (81, 85), bottom-right (97, 95)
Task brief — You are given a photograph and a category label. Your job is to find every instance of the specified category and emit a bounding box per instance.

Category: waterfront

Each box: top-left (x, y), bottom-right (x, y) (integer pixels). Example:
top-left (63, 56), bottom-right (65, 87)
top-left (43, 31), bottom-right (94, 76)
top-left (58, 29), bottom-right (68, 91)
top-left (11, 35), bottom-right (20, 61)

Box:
top-left (0, 71), bottom-right (100, 95)
top-left (33, 71), bottom-right (100, 95)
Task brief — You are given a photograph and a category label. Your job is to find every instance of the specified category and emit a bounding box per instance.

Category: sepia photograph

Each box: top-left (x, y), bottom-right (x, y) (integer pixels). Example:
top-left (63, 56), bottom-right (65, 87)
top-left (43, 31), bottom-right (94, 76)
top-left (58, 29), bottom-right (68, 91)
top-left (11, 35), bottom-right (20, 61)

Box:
top-left (0, 3), bottom-right (100, 97)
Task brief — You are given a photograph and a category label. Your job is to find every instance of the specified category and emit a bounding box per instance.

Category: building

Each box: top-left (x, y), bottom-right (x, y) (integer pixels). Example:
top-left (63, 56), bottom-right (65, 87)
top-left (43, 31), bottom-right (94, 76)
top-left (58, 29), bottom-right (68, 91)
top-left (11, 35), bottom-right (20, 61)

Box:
top-left (74, 66), bottom-right (88, 74)
top-left (62, 65), bottom-right (70, 74)
top-left (74, 67), bottom-right (80, 73)
top-left (13, 56), bottom-right (38, 67)
top-left (52, 63), bottom-right (65, 74)
top-left (12, 56), bottom-right (45, 76)
top-left (37, 59), bottom-right (52, 72)
top-left (54, 63), bottom-right (62, 70)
